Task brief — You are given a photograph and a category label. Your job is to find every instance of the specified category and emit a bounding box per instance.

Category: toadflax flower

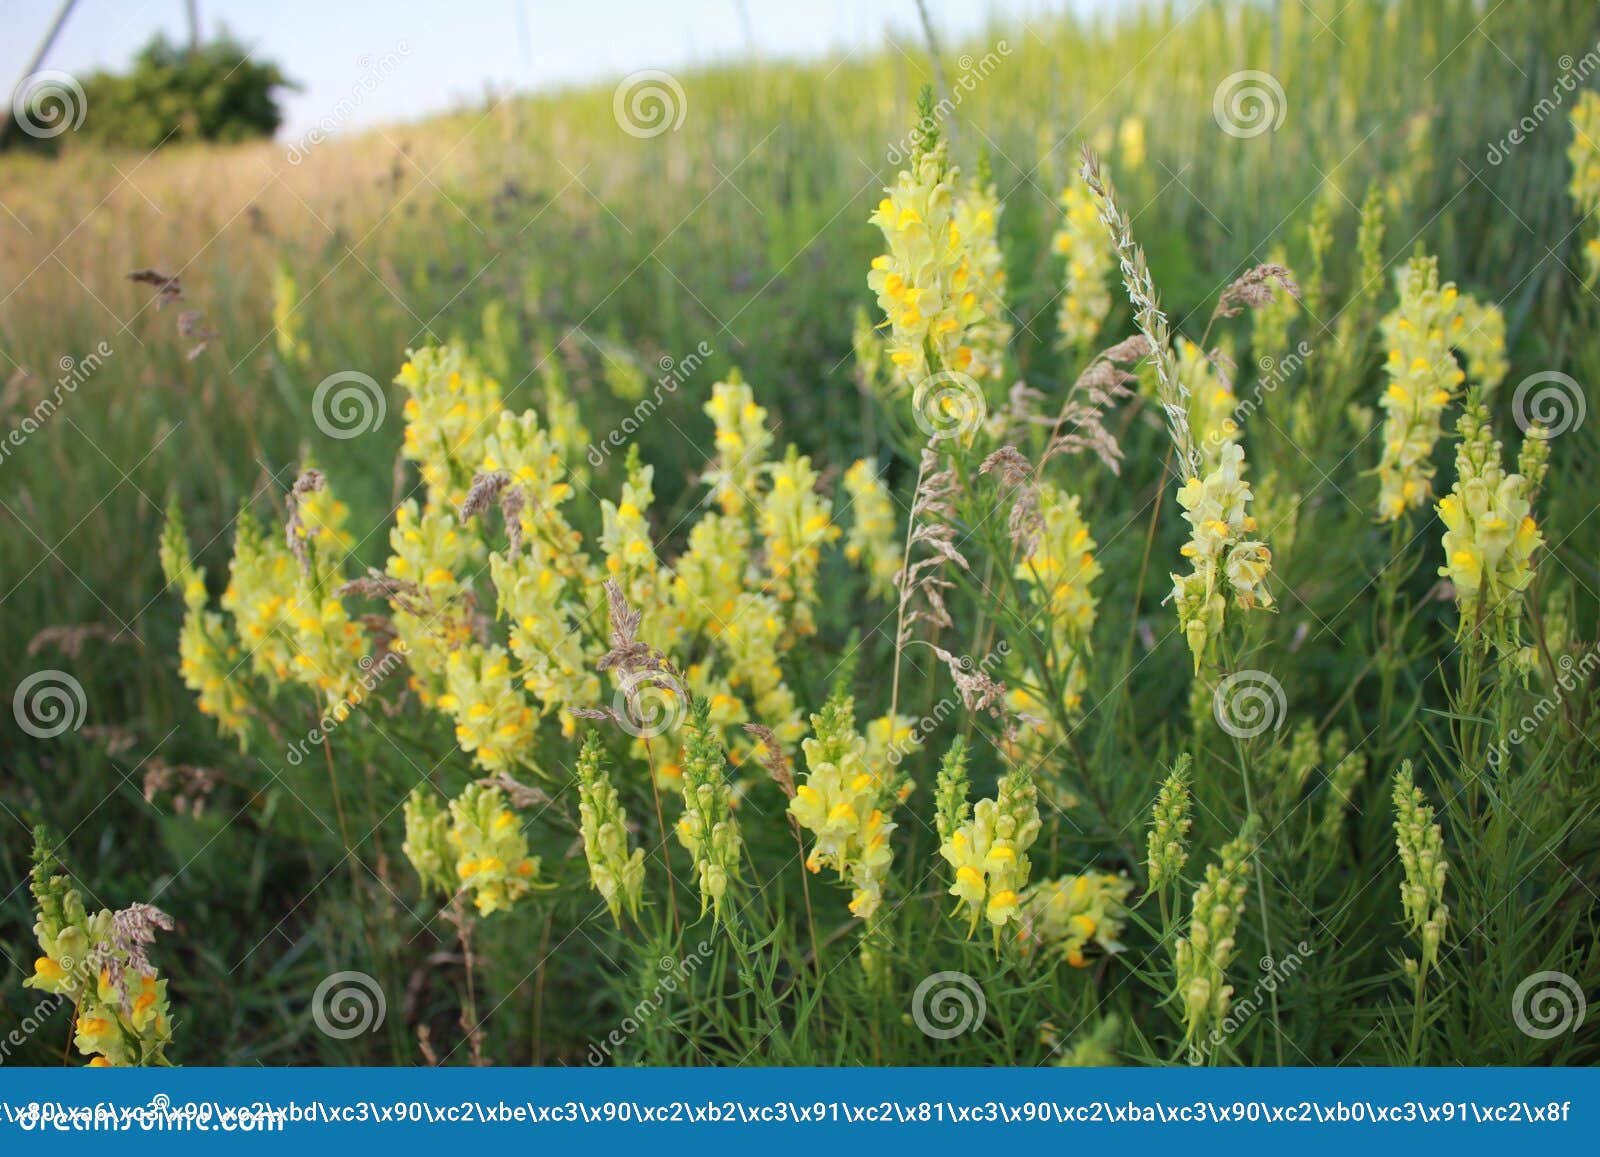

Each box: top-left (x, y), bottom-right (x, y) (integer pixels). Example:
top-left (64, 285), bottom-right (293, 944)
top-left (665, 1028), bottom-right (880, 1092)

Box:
top-left (790, 692), bottom-right (898, 919)
top-left (867, 91), bottom-right (984, 387)
top-left (758, 446), bottom-right (839, 635)
top-left (1053, 179), bottom-right (1115, 351)
top-left (492, 543), bottom-right (599, 738)
top-left (1436, 399), bottom-right (1545, 659)
top-left (383, 498), bottom-right (483, 707)
top-left (161, 501), bottom-right (252, 742)
top-left (676, 697), bottom-right (743, 923)
top-left (952, 156), bottom-right (1013, 383)
top-left (1170, 441), bottom-right (1274, 670)
top-left (1011, 482), bottom-right (1101, 720)
top-left (1173, 817), bottom-right (1258, 1045)
top-left (26, 829), bottom-right (175, 1067)
top-left (841, 458), bottom-right (901, 599)
top-left (1018, 872), bottom-right (1133, 967)
top-left (1392, 761), bottom-right (1448, 974)
top-left (1179, 338), bottom-right (1239, 471)
top-left (437, 645), bottom-right (540, 774)
top-left (1374, 257), bottom-right (1508, 520)
top-left (1569, 90), bottom-right (1600, 284)
top-left (397, 343), bottom-right (505, 509)
top-left (403, 783), bottom-right (544, 917)
top-left (702, 374), bottom-right (773, 514)
top-left (936, 738), bottom-right (1043, 942)
top-left (575, 731), bottom-right (647, 925)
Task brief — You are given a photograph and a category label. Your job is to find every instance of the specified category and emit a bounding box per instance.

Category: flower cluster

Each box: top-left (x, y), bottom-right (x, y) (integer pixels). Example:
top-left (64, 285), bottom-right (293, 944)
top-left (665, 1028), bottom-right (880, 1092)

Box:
top-left (1374, 257), bottom-right (1506, 520)
top-left (1052, 180), bottom-right (1115, 350)
top-left (161, 503), bottom-right (252, 741)
top-left (482, 406), bottom-right (588, 573)
top-left (758, 447), bottom-right (839, 635)
top-left (1173, 819), bottom-right (1257, 1044)
top-left (1146, 755), bottom-right (1193, 892)
top-left (438, 646), bottom-right (540, 774)
top-left (397, 344), bottom-right (505, 507)
top-left (841, 458), bottom-right (901, 599)
top-left (403, 783), bottom-right (544, 916)
top-left (1170, 442), bottom-right (1274, 670)
top-left (1018, 872), bottom-right (1133, 967)
top-left (1437, 401), bottom-right (1545, 658)
top-left (676, 698), bottom-right (744, 923)
top-left (492, 548), bottom-right (597, 737)
top-left (867, 111), bottom-right (984, 386)
top-left (384, 498), bottom-right (482, 706)
top-left (25, 831), bottom-right (174, 1066)
top-left (1392, 762), bottom-right (1448, 974)
top-left (1569, 91), bottom-right (1600, 284)
top-left (1011, 483), bottom-right (1100, 719)
top-left (599, 453), bottom-right (664, 629)
top-left (952, 165), bottom-right (1013, 382)
top-left (575, 732), bottom-right (647, 924)
top-left (703, 376), bottom-right (772, 515)
top-left (935, 738), bottom-right (1043, 939)
top-left (790, 693), bottom-right (898, 919)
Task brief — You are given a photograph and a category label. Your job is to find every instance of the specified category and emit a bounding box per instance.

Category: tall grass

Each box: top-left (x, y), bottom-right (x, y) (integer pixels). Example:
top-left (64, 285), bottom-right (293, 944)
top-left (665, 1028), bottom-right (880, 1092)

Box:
top-left (2, 0), bottom-right (1597, 1065)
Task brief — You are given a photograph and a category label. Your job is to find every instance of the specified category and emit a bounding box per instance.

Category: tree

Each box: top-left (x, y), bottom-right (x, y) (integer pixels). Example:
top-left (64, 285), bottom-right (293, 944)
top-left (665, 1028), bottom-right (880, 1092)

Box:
top-left (4, 32), bottom-right (294, 153)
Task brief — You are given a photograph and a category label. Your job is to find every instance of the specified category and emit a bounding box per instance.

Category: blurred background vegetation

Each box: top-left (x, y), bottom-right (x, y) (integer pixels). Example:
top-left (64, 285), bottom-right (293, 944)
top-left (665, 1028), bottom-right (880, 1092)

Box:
top-left (1, 0), bottom-right (1597, 1063)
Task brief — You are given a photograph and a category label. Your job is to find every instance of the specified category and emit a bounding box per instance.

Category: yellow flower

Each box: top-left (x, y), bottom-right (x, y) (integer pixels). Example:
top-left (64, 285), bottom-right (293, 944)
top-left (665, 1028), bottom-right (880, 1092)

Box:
top-left (951, 171), bottom-right (1012, 382)
top-left (936, 741), bottom-right (1041, 941)
top-left (1052, 181), bottom-right (1115, 350)
top-left (790, 694), bottom-right (898, 920)
top-left (840, 459), bottom-right (900, 599)
top-left (867, 116), bottom-right (984, 388)
top-left (1018, 872), bottom-right (1133, 965)
top-left (442, 645), bottom-right (539, 773)
top-left (1375, 256), bottom-right (1506, 521)
top-left (757, 448), bottom-right (839, 634)
top-left (702, 375), bottom-right (772, 514)
top-left (1169, 442), bottom-right (1273, 670)
top-left (1436, 401), bottom-right (1543, 657)
top-left (397, 343), bottom-right (505, 509)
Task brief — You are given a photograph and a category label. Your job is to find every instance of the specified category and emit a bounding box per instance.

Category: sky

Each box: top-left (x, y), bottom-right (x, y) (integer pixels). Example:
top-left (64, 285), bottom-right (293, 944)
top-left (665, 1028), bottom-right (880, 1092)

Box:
top-left (2, 0), bottom-right (1088, 139)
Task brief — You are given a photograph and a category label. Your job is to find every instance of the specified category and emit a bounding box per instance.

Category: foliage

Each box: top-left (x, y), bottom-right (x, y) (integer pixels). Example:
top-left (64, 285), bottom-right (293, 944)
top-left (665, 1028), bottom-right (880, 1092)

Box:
top-left (1, 0), bottom-right (1598, 1068)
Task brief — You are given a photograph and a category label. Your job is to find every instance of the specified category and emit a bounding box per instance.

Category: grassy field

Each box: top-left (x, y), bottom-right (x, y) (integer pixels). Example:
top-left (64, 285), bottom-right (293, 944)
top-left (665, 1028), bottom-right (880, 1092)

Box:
top-left (3, 0), bottom-right (1599, 1067)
